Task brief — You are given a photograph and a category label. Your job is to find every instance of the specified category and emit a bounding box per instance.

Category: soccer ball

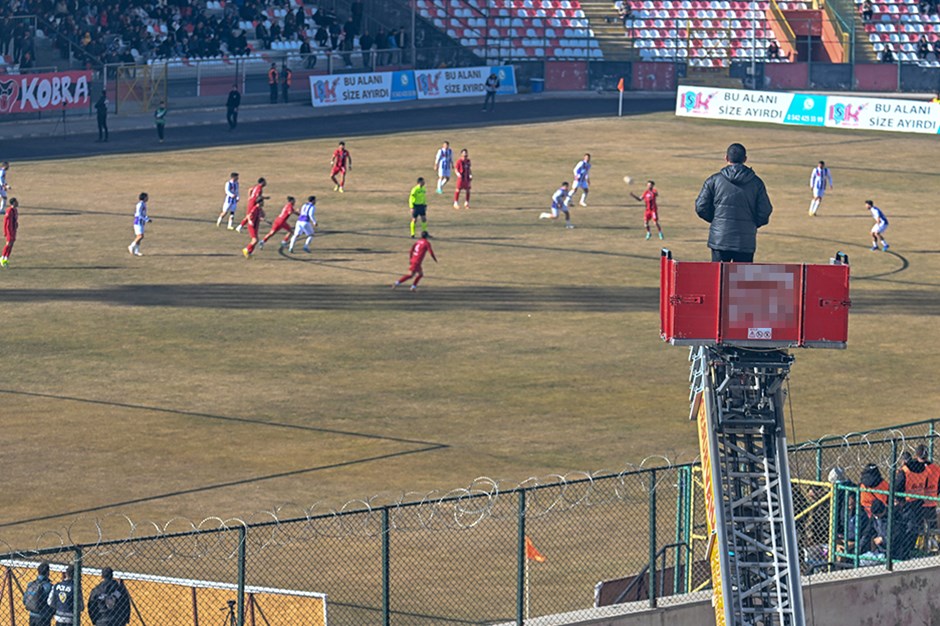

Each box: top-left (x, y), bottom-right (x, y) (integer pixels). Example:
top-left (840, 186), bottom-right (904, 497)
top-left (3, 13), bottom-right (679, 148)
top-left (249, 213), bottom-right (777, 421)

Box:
top-left (623, 176), bottom-right (633, 185)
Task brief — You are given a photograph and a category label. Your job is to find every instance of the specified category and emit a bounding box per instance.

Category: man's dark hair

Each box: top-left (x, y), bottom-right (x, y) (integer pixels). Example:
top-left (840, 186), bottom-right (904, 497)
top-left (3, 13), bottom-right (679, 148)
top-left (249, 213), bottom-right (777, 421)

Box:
top-left (865, 199), bottom-right (874, 207)
top-left (38, 562), bottom-right (50, 577)
top-left (421, 231), bottom-right (429, 239)
top-left (101, 567), bottom-right (113, 580)
top-left (915, 443), bottom-right (929, 459)
top-left (308, 195), bottom-right (316, 203)
top-left (726, 143), bottom-right (747, 164)
top-left (65, 565), bottom-right (74, 579)
top-left (417, 177), bottom-right (425, 184)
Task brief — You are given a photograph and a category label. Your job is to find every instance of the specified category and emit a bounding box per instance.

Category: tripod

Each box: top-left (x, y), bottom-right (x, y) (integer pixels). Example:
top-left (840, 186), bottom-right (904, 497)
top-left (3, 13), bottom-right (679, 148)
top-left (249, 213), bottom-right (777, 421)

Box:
top-left (220, 600), bottom-right (237, 626)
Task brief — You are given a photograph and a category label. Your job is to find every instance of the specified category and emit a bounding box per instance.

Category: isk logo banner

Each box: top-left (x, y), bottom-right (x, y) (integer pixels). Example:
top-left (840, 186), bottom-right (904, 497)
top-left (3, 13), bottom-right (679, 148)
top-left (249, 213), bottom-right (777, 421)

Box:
top-left (828, 102), bottom-right (865, 127)
top-left (0, 79), bottom-right (17, 113)
top-left (312, 77), bottom-right (340, 104)
top-left (679, 90), bottom-right (715, 114)
top-left (416, 72), bottom-right (440, 98)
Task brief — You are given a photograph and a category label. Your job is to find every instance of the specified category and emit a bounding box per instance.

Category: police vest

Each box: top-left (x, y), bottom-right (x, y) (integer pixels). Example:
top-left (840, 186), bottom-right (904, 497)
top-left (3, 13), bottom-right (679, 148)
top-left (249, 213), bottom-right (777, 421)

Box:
top-left (860, 480), bottom-right (888, 514)
top-left (902, 465), bottom-right (929, 501)
top-left (51, 580), bottom-right (75, 616)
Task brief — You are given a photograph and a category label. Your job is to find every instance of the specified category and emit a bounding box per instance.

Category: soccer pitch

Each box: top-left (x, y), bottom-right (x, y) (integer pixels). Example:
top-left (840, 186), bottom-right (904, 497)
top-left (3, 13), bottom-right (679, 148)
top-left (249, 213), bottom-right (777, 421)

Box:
top-left (1, 111), bottom-right (938, 548)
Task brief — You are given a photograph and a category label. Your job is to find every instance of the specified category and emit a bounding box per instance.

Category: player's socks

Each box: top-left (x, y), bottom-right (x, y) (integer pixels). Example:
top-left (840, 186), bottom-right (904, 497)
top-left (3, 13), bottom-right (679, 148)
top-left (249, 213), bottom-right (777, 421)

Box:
top-left (304, 236), bottom-right (313, 251)
top-left (539, 212), bottom-right (551, 219)
top-left (392, 281), bottom-right (401, 289)
top-left (235, 224), bottom-right (242, 233)
top-left (658, 231), bottom-right (664, 240)
top-left (410, 221), bottom-right (416, 237)
top-left (645, 232), bottom-right (651, 240)
top-left (128, 243), bottom-right (135, 255)
top-left (216, 215), bottom-right (223, 226)
top-left (421, 222), bottom-right (428, 233)
top-left (882, 242), bottom-right (889, 250)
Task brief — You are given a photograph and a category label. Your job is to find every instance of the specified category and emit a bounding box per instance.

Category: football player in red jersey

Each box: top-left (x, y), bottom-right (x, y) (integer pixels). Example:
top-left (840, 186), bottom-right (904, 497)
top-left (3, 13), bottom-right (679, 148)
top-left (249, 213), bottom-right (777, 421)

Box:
top-left (237, 178), bottom-right (268, 232)
top-left (330, 141), bottom-right (352, 192)
top-left (393, 231), bottom-right (438, 291)
top-left (261, 196), bottom-right (297, 249)
top-left (631, 180), bottom-right (664, 240)
top-left (242, 196), bottom-right (266, 258)
top-left (453, 149), bottom-right (471, 210)
top-left (1, 197), bottom-right (19, 267)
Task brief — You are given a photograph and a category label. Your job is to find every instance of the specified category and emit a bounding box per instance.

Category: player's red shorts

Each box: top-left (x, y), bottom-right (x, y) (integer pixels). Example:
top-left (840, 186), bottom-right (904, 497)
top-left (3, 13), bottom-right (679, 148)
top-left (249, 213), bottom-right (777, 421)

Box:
top-left (3, 225), bottom-right (15, 241)
top-left (409, 262), bottom-right (424, 274)
top-left (644, 209), bottom-right (658, 222)
top-left (271, 218), bottom-right (292, 233)
top-left (331, 166), bottom-right (346, 177)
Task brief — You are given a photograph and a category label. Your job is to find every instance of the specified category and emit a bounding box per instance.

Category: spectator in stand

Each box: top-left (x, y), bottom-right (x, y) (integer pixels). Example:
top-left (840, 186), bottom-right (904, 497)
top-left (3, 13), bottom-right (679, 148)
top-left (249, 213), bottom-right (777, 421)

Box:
top-left (933, 38), bottom-right (940, 56)
top-left (0, 17), bottom-right (10, 57)
top-left (300, 37), bottom-right (316, 68)
top-left (256, 19), bottom-right (270, 50)
top-left (375, 27), bottom-right (387, 65)
top-left (314, 24), bottom-right (329, 48)
top-left (917, 34), bottom-right (931, 59)
top-left (862, 0), bottom-right (874, 21)
top-left (360, 31), bottom-right (374, 69)
top-left (767, 40), bottom-right (780, 59)
top-left (881, 43), bottom-right (895, 62)
top-left (95, 90), bottom-right (109, 142)
top-left (328, 21), bottom-right (341, 49)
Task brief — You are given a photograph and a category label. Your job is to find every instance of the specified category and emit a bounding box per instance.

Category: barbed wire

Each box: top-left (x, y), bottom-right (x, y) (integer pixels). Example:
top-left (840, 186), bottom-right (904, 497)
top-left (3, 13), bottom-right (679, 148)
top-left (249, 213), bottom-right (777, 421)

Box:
top-left (2, 426), bottom-right (936, 561)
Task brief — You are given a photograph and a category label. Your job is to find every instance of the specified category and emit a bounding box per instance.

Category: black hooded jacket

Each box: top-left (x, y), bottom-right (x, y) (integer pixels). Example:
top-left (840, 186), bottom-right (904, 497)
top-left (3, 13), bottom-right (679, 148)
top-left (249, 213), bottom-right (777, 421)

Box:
top-left (695, 163), bottom-right (773, 254)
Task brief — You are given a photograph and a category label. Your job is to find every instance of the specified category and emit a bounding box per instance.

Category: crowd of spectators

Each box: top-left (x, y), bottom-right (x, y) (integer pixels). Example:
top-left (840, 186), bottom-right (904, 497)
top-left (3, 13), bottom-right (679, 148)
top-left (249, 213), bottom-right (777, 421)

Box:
top-left (813, 445), bottom-right (940, 571)
top-left (0, 0), bottom-right (408, 70)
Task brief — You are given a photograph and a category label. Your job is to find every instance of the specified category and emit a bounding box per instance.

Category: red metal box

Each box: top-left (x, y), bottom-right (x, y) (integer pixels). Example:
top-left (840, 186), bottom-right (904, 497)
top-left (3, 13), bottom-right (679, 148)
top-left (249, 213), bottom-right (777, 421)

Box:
top-left (660, 250), bottom-right (849, 349)
top-left (802, 264), bottom-right (850, 348)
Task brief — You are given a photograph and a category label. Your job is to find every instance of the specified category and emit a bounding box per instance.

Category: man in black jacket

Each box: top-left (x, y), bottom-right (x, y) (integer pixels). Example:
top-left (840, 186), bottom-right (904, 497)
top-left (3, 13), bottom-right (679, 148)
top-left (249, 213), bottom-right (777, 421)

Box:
top-left (695, 143), bottom-right (773, 262)
top-left (226, 84), bottom-right (241, 130)
top-left (87, 568), bottom-right (131, 626)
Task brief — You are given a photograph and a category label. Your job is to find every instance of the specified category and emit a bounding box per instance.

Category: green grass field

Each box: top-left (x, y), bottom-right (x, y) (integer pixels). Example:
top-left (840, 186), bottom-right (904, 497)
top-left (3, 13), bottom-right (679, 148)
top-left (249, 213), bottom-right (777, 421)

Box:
top-left (2, 111), bottom-right (938, 550)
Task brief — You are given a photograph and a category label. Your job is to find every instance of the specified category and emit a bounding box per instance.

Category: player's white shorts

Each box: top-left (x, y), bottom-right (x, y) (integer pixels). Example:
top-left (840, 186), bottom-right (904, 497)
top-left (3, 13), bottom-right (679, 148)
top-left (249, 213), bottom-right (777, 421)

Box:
top-left (574, 178), bottom-right (589, 190)
top-left (294, 220), bottom-right (315, 237)
top-left (134, 223), bottom-right (146, 236)
top-left (871, 222), bottom-right (888, 235)
top-left (222, 197), bottom-right (237, 213)
top-left (438, 164), bottom-right (451, 178)
top-left (812, 186), bottom-right (826, 197)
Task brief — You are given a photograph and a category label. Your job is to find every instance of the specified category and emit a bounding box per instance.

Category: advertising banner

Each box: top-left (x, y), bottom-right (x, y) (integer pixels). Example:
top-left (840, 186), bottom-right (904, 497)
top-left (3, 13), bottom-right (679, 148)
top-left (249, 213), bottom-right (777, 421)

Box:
top-left (309, 70), bottom-right (415, 107)
top-left (414, 65), bottom-right (516, 100)
top-left (676, 84), bottom-right (940, 135)
top-left (0, 71), bottom-right (93, 115)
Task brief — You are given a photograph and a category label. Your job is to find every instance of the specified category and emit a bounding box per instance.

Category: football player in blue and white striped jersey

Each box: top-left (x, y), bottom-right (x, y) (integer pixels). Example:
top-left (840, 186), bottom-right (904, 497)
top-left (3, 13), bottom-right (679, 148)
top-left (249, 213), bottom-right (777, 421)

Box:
top-left (289, 196), bottom-right (318, 253)
top-left (569, 154), bottom-right (591, 207)
top-left (434, 141), bottom-right (453, 194)
top-left (216, 172), bottom-right (239, 229)
top-left (128, 193), bottom-right (152, 256)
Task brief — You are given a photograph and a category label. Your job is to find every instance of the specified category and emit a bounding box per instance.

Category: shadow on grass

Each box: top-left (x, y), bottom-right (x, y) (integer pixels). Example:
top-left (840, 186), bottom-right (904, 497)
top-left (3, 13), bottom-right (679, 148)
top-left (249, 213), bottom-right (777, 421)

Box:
top-left (0, 283), bottom-right (659, 312)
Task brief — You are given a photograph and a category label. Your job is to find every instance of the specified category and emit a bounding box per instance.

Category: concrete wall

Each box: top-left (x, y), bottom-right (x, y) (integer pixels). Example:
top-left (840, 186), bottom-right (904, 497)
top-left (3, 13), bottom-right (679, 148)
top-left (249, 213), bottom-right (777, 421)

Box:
top-left (542, 559), bottom-right (940, 626)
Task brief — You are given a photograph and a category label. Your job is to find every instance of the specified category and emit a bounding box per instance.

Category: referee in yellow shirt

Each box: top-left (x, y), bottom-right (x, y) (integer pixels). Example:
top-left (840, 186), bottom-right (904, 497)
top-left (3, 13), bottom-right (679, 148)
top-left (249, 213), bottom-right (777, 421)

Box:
top-left (409, 177), bottom-right (429, 238)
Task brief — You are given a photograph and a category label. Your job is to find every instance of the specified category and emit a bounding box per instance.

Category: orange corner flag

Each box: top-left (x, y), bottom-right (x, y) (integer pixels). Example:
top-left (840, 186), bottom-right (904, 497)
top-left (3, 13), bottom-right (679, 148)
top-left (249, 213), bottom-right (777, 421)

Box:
top-left (525, 536), bottom-right (546, 563)
top-left (617, 77), bottom-right (625, 92)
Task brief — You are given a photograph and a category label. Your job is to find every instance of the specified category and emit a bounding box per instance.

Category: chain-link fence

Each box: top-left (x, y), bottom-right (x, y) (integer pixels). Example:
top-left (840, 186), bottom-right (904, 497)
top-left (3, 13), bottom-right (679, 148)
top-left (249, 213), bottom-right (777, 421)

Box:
top-left (2, 419), bottom-right (939, 625)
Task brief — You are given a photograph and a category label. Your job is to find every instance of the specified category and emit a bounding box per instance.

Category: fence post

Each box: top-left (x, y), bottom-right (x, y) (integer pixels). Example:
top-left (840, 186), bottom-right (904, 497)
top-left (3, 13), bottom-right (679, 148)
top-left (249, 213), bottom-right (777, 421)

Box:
top-left (815, 446), bottom-right (823, 481)
top-left (930, 420), bottom-right (936, 461)
top-left (382, 507), bottom-right (391, 626)
top-left (516, 490), bottom-right (526, 625)
top-left (673, 468), bottom-right (685, 594)
top-left (648, 470), bottom-right (657, 609)
top-left (886, 439), bottom-right (898, 571)
top-left (73, 547), bottom-right (83, 626)
top-left (237, 526), bottom-right (246, 626)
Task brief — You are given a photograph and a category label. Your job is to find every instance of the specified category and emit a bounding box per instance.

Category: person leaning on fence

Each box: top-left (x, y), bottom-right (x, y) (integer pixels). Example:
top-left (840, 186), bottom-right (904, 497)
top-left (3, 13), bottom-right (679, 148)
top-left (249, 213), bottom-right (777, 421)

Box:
top-left (482, 72), bottom-right (500, 112)
top-left (48, 565), bottom-right (83, 626)
top-left (694, 142), bottom-right (773, 263)
top-left (87, 567), bottom-right (131, 626)
top-left (94, 91), bottom-right (108, 142)
top-left (23, 561), bottom-right (55, 626)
